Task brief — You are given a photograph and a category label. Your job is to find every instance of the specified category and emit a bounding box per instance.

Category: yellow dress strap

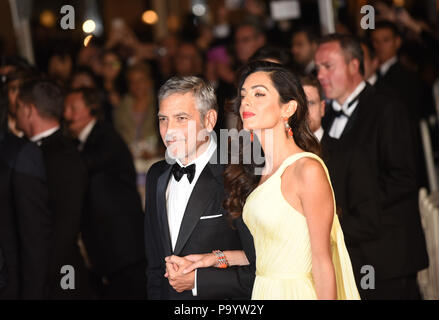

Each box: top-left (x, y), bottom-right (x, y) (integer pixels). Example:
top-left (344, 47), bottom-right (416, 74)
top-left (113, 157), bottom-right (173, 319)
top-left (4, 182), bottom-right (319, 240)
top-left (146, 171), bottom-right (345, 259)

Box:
top-left (275, 152), bottom-right (331, 181)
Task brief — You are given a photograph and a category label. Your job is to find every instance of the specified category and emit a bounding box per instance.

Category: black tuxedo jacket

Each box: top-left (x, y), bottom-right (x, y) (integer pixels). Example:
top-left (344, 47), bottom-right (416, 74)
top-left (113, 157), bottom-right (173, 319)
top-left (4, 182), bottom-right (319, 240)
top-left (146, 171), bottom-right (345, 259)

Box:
top-left (321, 84), bottom-right (428, 281)
top-left (80, 121), bottom-right (146, 277)
top-left (0, 132), bottom-right (53, 299)
top-left (375, 61), bottom-right (423, 121)
top-left (145, 151), bottom-right (256, 300)
top-left (39, 129), bottom-right (91, 299)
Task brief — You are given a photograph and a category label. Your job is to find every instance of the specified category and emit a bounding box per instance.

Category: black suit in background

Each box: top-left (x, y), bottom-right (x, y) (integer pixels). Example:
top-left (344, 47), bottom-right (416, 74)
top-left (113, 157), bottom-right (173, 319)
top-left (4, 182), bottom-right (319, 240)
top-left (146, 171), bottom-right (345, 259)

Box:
top-left (38, 129), bottom-right (93, 299)
top-left (145, 151), bottom-right (256, 300)
top-left (79, 121), bottom-right (146, 299)
top-left (0, 132), bottom-right (53, 299)
top-left (376, 61), bottom-right (422, 121)
top-left (375, 61), bottom-right (429, 190)
top-left (321, 84), bottom-right (428, 300)
top-left (0, 249), bottom-right (6, 291)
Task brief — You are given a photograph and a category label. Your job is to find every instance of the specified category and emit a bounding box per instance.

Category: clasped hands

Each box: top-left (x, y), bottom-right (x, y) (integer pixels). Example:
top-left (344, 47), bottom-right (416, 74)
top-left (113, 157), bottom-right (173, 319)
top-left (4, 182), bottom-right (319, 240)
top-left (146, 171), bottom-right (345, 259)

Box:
top-left (164, 253), bottom-right (217, 293)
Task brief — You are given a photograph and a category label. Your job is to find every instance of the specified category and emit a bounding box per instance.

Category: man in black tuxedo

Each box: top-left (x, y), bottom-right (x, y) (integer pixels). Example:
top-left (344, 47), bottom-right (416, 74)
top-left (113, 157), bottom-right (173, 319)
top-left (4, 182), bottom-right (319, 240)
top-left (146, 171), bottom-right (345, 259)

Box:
top-left (315, 34), bottom-right (428, 300)
top-left (0, 129), bottom-right (53, 299)
top-left (370, 21), bottom-right (429, 190)
top-left (14, 79), bottom-right (92, 299)
top-left (145, 76), bottom-right (255, 300)
top-left (290, 26), bottom-right (319, 76)
top-left (63, 88), bottom-right (147, 299)
top-left (370, 21), bottom-right (423, 121)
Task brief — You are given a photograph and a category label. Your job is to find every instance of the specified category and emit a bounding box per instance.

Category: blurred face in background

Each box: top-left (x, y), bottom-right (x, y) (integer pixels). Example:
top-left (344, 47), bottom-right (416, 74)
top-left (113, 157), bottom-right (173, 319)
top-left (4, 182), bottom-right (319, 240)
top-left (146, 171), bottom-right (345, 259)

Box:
top-left (77, 46), bottom-right (103, 75)
top-left (370, 28), bottom-right (401, 64)
top-left (127, 70), bottom-right (152, 99)
top-left (291, 31), bottom-right (316, 66)
top-left (63, 92), bottom-right (95, 137)
top-left (303, 85), bottom-right (325, 133)
top-left (234, 25), bottom-right (265, 64)
top-left (315, 41), bottom-right (360, 104)
top-left (361, 43), bottom-right (379, 80)
top-left (174, 43), bottom-right (202, 77)
top-left (48, 54), bottom-right (72, 82)
top-left (70, 73), bottom-right (96, 89)
top-left (101, 52), bottom-right (122, 82)
top-left (7, 79), bottom-right (20, 116)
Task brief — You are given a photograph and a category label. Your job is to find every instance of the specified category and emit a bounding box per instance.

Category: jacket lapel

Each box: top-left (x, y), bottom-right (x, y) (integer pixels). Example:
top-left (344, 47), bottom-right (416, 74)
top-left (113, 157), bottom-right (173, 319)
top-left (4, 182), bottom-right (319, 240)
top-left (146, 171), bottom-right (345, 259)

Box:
top-left (156, 166), bottom-right (173, 257)
top-left (173, 160), bottom-right (223, 256)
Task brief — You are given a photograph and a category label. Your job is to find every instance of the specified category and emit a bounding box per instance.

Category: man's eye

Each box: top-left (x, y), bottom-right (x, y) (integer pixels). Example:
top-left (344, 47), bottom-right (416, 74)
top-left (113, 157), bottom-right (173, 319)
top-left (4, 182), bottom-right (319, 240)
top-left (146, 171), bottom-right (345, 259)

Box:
top-left (158, 118), bottom-right (166, 122)
top-left (177, 116), bottom-right (187, 121)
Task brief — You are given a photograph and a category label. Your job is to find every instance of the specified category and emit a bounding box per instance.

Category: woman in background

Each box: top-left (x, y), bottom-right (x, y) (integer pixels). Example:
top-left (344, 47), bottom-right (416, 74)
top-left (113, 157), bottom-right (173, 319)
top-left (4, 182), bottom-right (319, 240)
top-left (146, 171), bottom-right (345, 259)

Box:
top-left (113, 62), bottom-right (159, 159)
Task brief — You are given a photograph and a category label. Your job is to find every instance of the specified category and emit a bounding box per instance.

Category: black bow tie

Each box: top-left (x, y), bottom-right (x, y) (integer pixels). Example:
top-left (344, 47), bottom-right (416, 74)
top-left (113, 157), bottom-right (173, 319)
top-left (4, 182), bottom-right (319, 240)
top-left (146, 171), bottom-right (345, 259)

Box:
top-left (333, 95), bottom-right (361, 119)
top-left (172, 163), bottom-right (196, 183)
top-left (333, 109), bottom-right (350, 118)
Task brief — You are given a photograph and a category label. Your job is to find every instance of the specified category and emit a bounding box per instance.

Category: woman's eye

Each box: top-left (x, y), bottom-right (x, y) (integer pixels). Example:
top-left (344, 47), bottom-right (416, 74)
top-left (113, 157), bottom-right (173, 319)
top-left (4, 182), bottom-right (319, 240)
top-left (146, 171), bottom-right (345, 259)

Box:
top-left (255, 92), bottom-right (265, 97)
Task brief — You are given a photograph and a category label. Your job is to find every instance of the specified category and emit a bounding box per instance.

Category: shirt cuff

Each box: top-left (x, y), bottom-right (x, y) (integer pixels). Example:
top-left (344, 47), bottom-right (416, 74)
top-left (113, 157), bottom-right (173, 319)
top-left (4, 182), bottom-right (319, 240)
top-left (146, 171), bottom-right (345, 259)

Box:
top-left (192, 269), bottom-right (197, 296)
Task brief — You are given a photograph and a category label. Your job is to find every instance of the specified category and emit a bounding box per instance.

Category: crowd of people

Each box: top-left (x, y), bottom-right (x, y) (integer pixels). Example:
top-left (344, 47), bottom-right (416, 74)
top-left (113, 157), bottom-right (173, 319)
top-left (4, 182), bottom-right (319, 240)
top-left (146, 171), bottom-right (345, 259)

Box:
top-left (1, 0), bottom-right (439, 300)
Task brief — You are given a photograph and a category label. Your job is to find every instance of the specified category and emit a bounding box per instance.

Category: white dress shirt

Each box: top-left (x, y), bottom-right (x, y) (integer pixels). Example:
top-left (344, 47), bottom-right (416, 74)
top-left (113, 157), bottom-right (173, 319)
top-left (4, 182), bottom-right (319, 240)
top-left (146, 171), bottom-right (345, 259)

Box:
top-left (328, 81), bottom-right (367, 139)
top-left (367, 73), bottom-right (378, 86)
top-left (30, 126), bottom-right (60, 146)
top-left (77, 118), bottom-right (97, 150)
top-left (313, 126), bottom-right (324, 142)
top-left (379, 56), bottom-right (398, 77)
top-left (166, 136), bottom-right (217, 296)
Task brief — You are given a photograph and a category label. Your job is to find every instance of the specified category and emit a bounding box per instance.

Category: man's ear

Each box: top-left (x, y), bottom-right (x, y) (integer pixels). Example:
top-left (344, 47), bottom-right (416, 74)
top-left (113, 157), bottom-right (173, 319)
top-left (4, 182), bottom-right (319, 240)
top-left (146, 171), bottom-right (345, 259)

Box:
top-left (395, 35), bottom-right (402, 50)
top-left (204, 109), bottom-right (217, 132)
top-left (320, 100), bottom-right (326, 117)
top-left (25, 103), bottom-right (35, 119)
top-left (349, 58), bottom-right (360, 75)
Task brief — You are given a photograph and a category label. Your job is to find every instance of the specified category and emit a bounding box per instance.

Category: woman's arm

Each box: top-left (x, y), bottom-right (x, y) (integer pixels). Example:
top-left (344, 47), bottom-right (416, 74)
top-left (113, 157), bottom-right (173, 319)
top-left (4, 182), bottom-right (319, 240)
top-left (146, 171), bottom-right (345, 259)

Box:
top-left (282, 157), bottom-right (337, 300)
top-left (171, 250), bottom-right (249, 275)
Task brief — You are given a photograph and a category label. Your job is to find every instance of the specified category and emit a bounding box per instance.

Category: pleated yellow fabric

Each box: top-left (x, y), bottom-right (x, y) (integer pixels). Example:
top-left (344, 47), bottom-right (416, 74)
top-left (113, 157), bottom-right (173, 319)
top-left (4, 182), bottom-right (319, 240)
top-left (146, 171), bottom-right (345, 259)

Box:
top-left (243, 152), bottom-right (360, 300)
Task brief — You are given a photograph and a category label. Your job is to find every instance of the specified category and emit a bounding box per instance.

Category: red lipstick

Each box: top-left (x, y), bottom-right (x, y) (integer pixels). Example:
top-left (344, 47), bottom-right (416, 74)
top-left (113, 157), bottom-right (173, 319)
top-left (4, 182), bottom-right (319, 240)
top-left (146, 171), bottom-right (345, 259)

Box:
top-left (242, 111), bottom-right (255, 119)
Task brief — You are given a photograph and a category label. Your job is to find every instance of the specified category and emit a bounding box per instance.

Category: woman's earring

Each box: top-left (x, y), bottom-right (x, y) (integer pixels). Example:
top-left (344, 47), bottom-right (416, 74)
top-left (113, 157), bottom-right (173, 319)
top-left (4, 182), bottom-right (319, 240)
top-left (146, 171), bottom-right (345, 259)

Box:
top-left (283, 117), bottom-right (293, 137)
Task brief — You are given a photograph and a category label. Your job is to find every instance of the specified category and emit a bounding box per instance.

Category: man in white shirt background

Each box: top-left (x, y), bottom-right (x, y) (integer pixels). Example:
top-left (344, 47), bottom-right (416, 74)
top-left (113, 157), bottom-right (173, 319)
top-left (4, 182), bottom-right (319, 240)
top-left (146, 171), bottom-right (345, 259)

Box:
top-left (15, 79), bottom-right (92, 299)
top-left (63, 87), bottom-right (147, 299)
top-left (291, 26), bottom-right (319, 76)
top-left (315, 34), bottom-right (428, 300)
top-left (300, 75), bottom-right (326, 142)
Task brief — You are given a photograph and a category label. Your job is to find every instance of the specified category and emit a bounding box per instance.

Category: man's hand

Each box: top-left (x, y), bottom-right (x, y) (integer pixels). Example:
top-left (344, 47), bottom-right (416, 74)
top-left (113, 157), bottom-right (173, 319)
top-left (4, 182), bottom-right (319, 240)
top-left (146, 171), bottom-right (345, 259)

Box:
top-left (164, 255), bottom-right (195, 293)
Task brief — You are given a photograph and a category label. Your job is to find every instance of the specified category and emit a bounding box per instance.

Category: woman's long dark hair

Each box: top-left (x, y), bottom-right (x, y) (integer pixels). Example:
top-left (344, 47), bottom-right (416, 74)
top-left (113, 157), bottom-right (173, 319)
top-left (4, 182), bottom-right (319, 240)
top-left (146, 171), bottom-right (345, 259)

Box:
top-left (224, 60), bottom-right (321, 223)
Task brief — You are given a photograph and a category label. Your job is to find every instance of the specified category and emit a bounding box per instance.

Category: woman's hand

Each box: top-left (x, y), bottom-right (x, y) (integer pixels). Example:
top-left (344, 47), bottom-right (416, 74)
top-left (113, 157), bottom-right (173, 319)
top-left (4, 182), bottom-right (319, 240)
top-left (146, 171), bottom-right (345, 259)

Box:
top-left (181, 253), bottom-right (217, 274)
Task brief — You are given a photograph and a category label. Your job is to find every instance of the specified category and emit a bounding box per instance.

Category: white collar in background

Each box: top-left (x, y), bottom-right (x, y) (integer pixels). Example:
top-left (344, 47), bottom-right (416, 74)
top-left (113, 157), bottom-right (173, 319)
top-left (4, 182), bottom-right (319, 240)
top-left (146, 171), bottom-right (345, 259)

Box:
top-left (314, 126), bottom-right (324, 142)
top-left (30, 126), bottom-right (59, 144)
top-left (379, 56), bottom-right (398, 77)
top-left (367, 73), bottom-right (378, 86)
top-left (78, 118), bottom-right (97, 145)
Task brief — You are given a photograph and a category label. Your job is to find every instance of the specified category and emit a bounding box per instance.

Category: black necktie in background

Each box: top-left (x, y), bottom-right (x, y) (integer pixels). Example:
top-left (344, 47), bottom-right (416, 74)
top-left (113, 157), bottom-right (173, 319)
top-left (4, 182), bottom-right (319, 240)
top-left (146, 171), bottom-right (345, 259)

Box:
top-left (333, 93), bottom-right (361, 119)
top-left (172, 163), bottom-right (196, 183)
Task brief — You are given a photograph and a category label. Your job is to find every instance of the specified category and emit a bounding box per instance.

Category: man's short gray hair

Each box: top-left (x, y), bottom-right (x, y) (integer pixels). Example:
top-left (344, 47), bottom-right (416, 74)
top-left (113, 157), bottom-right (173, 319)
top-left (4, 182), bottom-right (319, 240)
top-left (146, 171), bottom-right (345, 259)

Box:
top-left (158, 76), bottom-right (218, 120)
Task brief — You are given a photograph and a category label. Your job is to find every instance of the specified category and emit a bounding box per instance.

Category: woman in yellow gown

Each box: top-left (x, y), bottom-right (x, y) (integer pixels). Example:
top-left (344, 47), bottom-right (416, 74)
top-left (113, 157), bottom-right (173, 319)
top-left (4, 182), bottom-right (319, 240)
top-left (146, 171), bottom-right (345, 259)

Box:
top-left (169, 61), bottom-right (360, 300)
